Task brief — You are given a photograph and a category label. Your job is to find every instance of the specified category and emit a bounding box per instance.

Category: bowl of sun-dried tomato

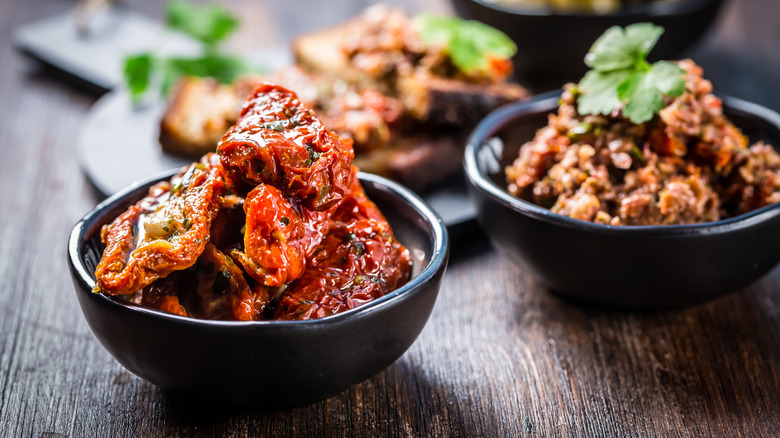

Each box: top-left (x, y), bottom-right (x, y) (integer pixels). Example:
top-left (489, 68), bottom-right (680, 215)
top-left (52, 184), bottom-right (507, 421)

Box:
top-left (68, 170), bottom-right (449, 407)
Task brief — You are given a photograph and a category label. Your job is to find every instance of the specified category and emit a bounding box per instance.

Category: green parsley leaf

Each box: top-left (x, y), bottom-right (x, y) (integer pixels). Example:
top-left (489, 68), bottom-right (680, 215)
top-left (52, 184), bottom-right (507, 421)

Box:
top-left (415, 15), bottom-right (454, 45)
top-left (576, 23), bottom-right (686, 124)
top-left (415, 14), bottom-right (516, 76)
top-left (585, 23), bottom-right (662, 72)
top-left (165, 0), bottom-right (239, 49)
top-left (617, 61), bottom-right (686, 123)
top-left (620, 78), bottom-right (664, 124)
top-left (159, 54), bottom-right (254, 94)
top-left (122, 1), bottom-right (260, 101)
top-left (577, 69), bottom-right (631, 116)
top-left (644, 60), bottom-right (687, 96)
top-left (123, 53), bottom-right (154, 102)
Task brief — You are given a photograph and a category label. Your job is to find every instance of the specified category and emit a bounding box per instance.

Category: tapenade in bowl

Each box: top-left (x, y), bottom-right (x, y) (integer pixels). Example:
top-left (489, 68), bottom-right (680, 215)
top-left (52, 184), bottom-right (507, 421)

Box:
top-left (464, 24), bottom-right (780, 309)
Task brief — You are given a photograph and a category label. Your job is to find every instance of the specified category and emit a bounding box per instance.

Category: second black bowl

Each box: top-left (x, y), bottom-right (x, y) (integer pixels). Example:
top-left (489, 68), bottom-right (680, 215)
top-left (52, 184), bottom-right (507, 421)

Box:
top-left (451, 0), bottom-right (726, 89)
top-left (465, 92), bottom-right (780, 309)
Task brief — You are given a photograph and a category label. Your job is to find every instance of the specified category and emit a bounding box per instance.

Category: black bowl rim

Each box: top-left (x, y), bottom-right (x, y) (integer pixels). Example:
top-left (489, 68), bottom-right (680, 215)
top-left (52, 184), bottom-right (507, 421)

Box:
top-left (464, 90), bottom-right (780, 237)
top-left (466, 0), bottom-right (721, 18)
top-left (68, 170), bottom-right (449, 330)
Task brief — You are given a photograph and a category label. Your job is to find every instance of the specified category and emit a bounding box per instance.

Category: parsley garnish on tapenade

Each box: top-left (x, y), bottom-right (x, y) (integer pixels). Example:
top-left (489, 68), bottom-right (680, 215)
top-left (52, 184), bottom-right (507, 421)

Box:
top-left (577, 23), bottom-right (686, 124)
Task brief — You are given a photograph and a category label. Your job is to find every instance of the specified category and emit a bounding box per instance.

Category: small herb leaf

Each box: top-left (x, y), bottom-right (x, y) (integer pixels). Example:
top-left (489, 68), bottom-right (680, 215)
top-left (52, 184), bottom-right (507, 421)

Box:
top-left (123, 53), bottom-right (154, 101)
top-left (122, 0), bottom-right (260, 101)
top-left (415, 14), bottom-right (516, 76)
top-left (159, 54), bottom-right (254, 94)
top-left (617, 61), bottom-right (686, 124)
top-left (576, 23), bottom-right (686, 124)
top-left (577, 69), bottom-right (631, 117)
top-left (165, 0), bottom-right (239, 48)
top-left (585, 23), bottom-right (663, 72)
top-left (646, 60), bottom-right (687, 96)
top-left (621, 83), bottom-right (664, 124)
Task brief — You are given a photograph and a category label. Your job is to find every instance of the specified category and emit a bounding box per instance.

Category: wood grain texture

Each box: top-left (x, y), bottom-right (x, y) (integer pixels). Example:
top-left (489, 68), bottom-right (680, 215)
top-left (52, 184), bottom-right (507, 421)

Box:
top-left (1, 0), bottom-right (779, 436)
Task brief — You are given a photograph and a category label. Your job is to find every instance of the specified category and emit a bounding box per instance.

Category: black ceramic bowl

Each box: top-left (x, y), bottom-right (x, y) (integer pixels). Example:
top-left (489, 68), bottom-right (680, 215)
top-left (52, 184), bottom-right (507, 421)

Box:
top-left (68, 171), bottom-right (449, 407)
top-left (451, 0), bottom-right (725, 89)
top-left (464, 91), bottom-right (780, 309)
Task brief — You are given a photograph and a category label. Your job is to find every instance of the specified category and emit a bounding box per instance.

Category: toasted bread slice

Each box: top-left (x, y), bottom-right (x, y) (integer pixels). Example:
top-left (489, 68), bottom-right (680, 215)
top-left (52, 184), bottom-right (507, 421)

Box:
top-left (292, 8), bottom-right (529, 126)
top-left (353, 131), bottom-right (463, 191)
top-left (159, 77), bottom-right (240, 159)
top-left (396, 70), bottom-right (530, 125)
top-left (291, 5), bottom-right (408, 92)
top-left (159, 76), bottom-right (264, 159)
top-left (292, 22), bottom-right (352, 77)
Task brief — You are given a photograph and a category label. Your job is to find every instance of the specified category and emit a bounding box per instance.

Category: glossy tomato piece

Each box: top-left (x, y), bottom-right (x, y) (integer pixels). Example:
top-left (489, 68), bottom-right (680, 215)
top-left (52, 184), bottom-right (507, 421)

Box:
top-left (94, 153), bottom-right (226, 295)
top-left (218, 84), bottom-right (354, 210)
top-left (231, 183), bottom-right (330, 287)
top-left (274, 176), bottom-right (411, 320)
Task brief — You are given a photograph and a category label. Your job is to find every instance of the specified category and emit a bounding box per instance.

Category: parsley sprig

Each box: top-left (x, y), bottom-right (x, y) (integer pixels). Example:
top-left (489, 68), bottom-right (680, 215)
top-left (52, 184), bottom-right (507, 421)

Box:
top-left (576, 23), bottom-right (686, 124)
top-left (123, 0), bottom-right (257, 102)
top-left (414, 15), bottom-right (516, 76)
top-left (165, 0), bottom-right (238, 49)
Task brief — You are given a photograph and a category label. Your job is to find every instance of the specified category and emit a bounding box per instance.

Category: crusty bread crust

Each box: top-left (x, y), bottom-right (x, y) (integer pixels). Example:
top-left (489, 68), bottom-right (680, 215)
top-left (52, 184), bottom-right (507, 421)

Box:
top-left (158, 78), bottom-right (242, 158)
top-left (397, 71), bottom-right (529, 125)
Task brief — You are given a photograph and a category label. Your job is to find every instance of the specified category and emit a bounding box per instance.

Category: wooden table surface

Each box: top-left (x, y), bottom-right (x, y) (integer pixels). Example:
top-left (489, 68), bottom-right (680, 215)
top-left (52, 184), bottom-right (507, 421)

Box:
top-left (2, 0), bottom-right (780, 436)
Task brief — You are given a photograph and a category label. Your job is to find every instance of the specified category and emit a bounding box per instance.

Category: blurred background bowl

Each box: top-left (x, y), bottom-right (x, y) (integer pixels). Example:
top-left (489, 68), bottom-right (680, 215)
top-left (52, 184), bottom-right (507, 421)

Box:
top-left (451, 0), bottom-right (726, 90)
top-left (68, 171), bottom-right (449, 407)
top-left (464, 91), bottom-right (780, 309)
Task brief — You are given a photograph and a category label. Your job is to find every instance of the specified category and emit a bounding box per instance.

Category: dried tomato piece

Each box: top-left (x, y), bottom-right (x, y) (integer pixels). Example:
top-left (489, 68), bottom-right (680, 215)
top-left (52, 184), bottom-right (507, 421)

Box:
top-left (94, 153), bottom-right (226, 296)
top-left (196, 243), bottom-right (268, 321)
top-left (274, 177), bottom-right (411, 320)
top-left (137, 272), bottom-right (190, 317)
top-left (218, 84), bottom-right (354, 210)
top-left (131, 243), bottom-right (268, 321)
top-left (231, 183), bottom-right (330, 287)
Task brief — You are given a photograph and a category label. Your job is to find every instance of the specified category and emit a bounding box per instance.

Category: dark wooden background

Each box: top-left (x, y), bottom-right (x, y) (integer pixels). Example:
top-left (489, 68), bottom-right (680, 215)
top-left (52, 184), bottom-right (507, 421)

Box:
top-left (2, 0), bottom-right (780, 436)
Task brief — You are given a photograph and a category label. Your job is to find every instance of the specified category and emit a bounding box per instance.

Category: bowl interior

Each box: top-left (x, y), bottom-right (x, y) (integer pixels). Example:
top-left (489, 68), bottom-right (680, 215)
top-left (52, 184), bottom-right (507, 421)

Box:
top-left (71, 171), bottom-right (447, 324)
